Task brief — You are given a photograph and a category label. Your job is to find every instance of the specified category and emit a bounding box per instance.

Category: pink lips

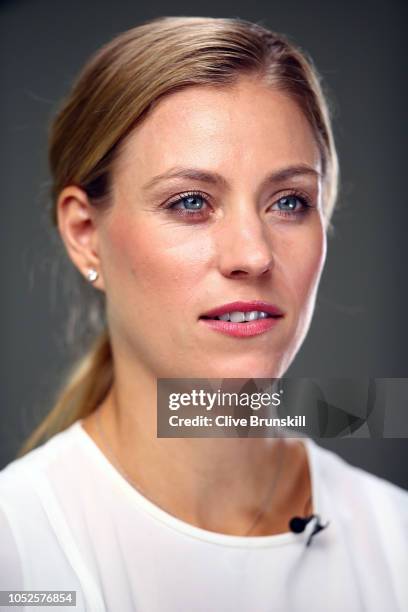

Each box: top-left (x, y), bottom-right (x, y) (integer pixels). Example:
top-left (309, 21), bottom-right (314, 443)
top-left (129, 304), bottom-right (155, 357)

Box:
top-left (199, 300), bottom-right (284, 338)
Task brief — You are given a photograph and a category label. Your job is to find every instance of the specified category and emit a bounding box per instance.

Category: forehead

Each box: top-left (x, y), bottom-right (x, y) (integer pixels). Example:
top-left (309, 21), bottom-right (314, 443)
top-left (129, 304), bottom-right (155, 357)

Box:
top-left (115, 77), bottom-right (321, 182)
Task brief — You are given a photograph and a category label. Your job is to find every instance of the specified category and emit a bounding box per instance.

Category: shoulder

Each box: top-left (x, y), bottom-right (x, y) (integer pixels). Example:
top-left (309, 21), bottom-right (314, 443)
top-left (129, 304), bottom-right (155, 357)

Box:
top-left (0, 421), bottom-right (82, 502)
top-left (0, 422), bottom-right (84, 589)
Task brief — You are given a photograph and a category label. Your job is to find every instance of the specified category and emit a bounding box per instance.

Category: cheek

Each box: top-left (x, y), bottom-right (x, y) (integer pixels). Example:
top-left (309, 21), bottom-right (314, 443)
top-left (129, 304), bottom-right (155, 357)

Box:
top-left (275, 222), bottom-right (326, 310)
top-left (101, 213), bottom-right (212, 314)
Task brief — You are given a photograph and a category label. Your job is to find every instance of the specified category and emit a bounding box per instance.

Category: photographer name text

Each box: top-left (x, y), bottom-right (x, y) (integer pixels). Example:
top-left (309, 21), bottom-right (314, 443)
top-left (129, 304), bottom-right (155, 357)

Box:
top-left (168, 415), bottom-right (306, 428)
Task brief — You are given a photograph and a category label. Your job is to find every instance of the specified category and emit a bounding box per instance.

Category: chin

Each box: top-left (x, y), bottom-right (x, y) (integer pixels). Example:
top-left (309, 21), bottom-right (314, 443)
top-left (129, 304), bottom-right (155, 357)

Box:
top-left (196, 359), bottom-right (287, 380)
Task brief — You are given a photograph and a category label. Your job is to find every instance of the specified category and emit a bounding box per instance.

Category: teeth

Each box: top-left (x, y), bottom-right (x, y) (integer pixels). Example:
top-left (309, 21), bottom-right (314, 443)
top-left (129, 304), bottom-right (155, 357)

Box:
top-left (245, 311), bottom-right (260, 321)
top-left (217, 310), bottom-right (270, 322)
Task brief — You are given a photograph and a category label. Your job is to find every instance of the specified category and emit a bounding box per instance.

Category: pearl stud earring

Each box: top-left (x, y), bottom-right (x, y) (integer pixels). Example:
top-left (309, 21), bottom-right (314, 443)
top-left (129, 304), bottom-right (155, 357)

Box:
top-left (86, 268), bottom-right (99, 283)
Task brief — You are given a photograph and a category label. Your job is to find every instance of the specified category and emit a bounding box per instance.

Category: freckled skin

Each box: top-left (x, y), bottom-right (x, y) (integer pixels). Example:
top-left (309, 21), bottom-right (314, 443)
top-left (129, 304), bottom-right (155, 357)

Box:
top-left (97, 76), bottom-right (326, 379)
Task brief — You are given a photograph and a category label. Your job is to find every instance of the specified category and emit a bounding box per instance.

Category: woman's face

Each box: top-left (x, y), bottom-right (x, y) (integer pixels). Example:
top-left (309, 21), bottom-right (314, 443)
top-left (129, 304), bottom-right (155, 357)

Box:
top-left (95, 76), bottom-right (326, 378)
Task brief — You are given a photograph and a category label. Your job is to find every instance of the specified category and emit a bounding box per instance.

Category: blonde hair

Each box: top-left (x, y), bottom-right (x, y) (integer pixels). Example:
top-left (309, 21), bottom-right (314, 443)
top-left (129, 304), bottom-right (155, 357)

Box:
top-left (18, 15), bottom-right (339, 457)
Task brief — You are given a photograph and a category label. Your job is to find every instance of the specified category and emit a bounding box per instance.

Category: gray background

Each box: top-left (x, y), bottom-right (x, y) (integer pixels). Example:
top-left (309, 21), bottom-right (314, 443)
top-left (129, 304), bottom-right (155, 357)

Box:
top-left (1, 0), bottom-right (407, 489)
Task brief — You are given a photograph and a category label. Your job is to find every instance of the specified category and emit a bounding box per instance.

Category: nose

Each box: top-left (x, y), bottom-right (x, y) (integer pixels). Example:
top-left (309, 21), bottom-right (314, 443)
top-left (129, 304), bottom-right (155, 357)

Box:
top-left (216, 208), bottom-right (275, 279)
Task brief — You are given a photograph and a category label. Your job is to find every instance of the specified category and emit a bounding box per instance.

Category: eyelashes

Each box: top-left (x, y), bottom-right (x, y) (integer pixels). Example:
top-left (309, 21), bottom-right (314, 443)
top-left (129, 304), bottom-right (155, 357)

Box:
top-left (162, 190), bottom-right (314, 221)
top-left (165, 191), bottom-right (210, 218)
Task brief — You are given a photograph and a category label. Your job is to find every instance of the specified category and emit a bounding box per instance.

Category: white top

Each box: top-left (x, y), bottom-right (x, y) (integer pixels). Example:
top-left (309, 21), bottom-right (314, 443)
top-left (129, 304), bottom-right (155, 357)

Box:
top-left (0, 420), bottom-right (407, 612)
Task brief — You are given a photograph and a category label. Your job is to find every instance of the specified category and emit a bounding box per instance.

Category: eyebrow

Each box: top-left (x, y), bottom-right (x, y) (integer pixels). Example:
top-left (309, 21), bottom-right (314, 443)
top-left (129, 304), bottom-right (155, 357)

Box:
top-left (142, 164), bottom-right (321, 193)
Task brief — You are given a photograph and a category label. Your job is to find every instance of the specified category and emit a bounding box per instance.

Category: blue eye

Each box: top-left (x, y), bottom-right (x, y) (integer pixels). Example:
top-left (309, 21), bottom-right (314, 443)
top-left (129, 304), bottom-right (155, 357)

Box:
top-left (165, 191), bottom-right (209, 217)
top-left (278, 196), bottom-right (298, 211)
top-left (273, 193), bottom-right (311, 218)
top-left (178, 194), bottom-right (205, 210)
top-left (277, 195), bottom-right (302, 211)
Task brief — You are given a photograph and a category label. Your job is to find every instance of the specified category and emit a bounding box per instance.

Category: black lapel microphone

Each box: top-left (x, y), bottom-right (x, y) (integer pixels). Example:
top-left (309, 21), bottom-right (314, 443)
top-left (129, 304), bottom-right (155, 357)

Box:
top-left (289, 514), bottom-right (330, 547)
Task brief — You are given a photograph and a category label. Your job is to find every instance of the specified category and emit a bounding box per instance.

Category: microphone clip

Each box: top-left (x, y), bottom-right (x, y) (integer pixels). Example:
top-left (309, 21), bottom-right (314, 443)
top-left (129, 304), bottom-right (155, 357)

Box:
top-left (289, 513), bottom-right (330, 547)
top-left (306, 515), bottom-right (330, 547)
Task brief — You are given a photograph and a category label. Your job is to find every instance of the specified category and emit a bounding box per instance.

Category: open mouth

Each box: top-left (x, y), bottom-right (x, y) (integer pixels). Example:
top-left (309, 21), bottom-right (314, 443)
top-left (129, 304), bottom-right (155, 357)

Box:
top-left (198, 301), bottom-right (284, 337)
top-left (200, 311), bottom-right (281, 323)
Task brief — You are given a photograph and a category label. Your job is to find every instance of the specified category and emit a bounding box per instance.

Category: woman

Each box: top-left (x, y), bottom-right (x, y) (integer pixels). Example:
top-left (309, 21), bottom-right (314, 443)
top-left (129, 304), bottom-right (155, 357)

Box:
top-left (0, 16), bottom-right (407, 612)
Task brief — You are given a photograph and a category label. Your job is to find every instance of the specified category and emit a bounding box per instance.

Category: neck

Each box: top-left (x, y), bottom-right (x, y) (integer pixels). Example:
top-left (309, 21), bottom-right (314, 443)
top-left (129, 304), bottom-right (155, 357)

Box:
top-left (83, 360), bottom-right (312, 536)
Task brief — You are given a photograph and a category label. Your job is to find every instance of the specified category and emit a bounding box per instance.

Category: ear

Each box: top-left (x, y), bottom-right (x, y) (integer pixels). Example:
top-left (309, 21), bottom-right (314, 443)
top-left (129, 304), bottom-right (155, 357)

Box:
top-left (56, 186), bottom-right (105, 292)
